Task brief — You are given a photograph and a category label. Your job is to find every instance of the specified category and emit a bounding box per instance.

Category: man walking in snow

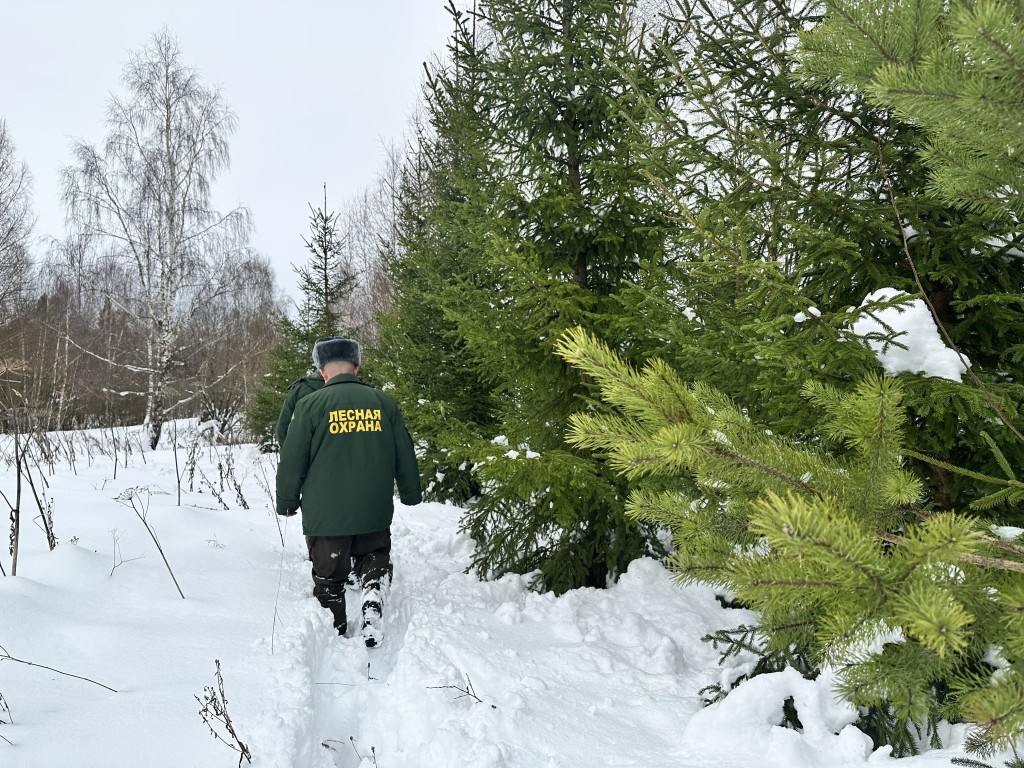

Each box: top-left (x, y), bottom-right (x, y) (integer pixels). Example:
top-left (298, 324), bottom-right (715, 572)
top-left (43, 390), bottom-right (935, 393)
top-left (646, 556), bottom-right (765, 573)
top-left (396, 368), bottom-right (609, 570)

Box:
top-left (276, 337), bottom-right (422, 646)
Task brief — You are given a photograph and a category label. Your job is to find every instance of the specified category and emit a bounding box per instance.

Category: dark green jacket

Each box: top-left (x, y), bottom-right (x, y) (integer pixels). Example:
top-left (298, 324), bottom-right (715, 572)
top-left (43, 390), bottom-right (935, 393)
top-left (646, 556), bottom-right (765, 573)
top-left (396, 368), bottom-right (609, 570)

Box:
top-left (275, 374), bottom-right (325, 448)
top-left (276, 373), bottom-right (422, 535)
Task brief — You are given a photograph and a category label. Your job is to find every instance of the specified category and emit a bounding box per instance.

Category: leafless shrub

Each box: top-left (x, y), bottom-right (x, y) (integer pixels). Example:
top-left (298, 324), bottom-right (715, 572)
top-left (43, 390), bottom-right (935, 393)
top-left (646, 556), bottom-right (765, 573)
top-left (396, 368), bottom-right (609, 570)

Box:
top-left (428, 674), bottom-right (495, 708)
top-left (170, 420), bottom-right (202, 506)
top-left (81, 433), bottom-right (100, 467)
top-left (20, 453), bottom-right (56, 552)
top-left (195, 659), bottom-right (251, 767)
top-left (216, 447), bottom-right (249, 510)
top-left (56, 431), bottom-right (78, 475)
top-left (197, 466), bottom-right (229, 511)
top-left (28, 430), bottom-right (57, 476)
top-left (185, 438), bottom-right (201, 492)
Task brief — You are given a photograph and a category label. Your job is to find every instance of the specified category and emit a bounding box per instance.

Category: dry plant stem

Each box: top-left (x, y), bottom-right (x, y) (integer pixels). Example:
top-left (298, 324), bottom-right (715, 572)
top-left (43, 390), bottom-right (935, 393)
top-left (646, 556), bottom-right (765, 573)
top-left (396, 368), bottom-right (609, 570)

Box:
top-left (257, 460), bottom-right (285, 547)
top-left (172, 421), bottom-right (181, 507)
top-left (272, 505), bottom-right (284, 548)
top-left (109, 529), bottom-right (144, 577)
top-left (877, 142), bottom-right (1024, 444)
top-left (195, 659), bottom-right (251, 767)
top-left (0, 688), bottom-right (10, 744)
top-left (198, 466), bottom-right (229, 511)
top-left (20, 460), bottom-right (55, 551)
top-left (0, 485), bottom-right (11, 577)
top-left (118, 490), bottom-right (185, 599)
top-left (348, 736), bottom-right (378, 766)
top-left (0, 645), bottom-right (117, 692)
top-left (109, 426), bottom-right (119, 481)
top-left (137, 512), bottom-right (185, 599)
top-left (270, 516), bottom-right (288, 655)
top-left (428, 674), bottom-right (493, 706)
top-left (134, 433), bottom-right (147, 465)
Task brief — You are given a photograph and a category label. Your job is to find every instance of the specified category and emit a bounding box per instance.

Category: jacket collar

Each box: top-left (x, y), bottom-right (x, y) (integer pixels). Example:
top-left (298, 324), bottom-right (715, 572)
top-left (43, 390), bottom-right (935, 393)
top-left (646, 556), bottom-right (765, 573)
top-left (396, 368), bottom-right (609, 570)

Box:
top-left (324, 373), bottom-right (364, 387)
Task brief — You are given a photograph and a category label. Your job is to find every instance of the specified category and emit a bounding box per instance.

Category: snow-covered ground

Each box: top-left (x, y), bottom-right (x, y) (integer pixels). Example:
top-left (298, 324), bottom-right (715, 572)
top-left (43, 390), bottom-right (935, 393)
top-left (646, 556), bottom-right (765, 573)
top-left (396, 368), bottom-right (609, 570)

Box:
top-left (0, 425), bottom-right (982, 767)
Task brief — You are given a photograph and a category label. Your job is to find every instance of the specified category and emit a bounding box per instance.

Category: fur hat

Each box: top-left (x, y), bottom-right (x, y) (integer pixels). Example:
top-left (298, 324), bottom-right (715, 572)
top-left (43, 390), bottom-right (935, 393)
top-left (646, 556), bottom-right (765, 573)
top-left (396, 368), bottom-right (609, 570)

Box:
top-left (312, 337), bottom-right (360, 369)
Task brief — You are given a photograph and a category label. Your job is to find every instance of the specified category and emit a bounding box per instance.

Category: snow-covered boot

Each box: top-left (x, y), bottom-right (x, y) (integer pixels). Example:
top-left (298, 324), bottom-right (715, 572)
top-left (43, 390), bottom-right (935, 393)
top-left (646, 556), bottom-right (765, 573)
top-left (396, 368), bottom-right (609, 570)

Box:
top-left (360, 586), bottom-right (384, 648)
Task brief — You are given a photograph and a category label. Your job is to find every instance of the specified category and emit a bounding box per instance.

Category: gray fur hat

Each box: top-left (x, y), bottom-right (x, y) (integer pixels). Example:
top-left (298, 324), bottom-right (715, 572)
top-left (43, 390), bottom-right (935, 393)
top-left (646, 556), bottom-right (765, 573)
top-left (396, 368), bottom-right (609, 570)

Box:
top-left (312, 337), bottom-right (360, 369)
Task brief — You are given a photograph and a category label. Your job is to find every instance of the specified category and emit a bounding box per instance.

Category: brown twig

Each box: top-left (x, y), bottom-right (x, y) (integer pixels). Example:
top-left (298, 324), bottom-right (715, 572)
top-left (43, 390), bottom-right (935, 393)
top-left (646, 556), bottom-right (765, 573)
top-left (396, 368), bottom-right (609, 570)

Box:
top-left (877, 532), bottom-right (1024, 574)
top-left (428, 674), bottom-right (495, 707)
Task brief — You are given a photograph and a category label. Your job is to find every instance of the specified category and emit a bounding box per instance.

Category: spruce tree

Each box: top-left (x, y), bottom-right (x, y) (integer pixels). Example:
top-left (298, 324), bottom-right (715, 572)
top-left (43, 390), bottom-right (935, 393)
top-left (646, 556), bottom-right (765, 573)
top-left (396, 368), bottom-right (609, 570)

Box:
top-left (245, 190), bottom-right (355, 448)
top-left (425, 0), bottom-right (683, 592)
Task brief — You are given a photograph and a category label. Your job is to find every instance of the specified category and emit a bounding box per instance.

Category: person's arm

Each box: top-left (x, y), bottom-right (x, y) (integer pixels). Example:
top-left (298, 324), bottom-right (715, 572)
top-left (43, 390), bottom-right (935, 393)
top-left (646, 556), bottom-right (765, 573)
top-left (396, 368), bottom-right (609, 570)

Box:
top-left (391, 405), bottom-right (422, 506)
top-left (276, 400), bottom-right (313, 515)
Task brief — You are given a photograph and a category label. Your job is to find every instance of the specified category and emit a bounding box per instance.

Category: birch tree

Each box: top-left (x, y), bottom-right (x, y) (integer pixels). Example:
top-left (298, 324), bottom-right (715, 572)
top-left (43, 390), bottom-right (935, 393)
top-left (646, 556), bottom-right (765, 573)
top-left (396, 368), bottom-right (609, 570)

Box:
top-left (62, 29), bottom-right (252, 448)
top-left (0, 119), bottom-right (34, 316)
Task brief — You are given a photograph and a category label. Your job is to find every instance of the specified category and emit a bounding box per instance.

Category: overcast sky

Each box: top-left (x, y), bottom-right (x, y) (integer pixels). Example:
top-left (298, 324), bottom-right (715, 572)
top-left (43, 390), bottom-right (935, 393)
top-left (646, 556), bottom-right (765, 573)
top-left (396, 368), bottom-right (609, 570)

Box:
top-left (1, 1), bottom-right (457, 302)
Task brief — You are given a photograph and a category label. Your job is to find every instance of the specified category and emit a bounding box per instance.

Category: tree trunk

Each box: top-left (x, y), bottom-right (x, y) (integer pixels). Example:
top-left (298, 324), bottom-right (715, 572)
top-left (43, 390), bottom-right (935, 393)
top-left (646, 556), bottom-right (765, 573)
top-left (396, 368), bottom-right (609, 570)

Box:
top-left (145, 373), bottom-right (165, 449)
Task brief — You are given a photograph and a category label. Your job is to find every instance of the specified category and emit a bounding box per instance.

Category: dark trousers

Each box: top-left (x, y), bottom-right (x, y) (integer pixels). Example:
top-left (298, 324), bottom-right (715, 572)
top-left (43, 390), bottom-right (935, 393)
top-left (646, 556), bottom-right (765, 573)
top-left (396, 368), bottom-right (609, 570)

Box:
top-left (307, 529), bottom-right (392, 633)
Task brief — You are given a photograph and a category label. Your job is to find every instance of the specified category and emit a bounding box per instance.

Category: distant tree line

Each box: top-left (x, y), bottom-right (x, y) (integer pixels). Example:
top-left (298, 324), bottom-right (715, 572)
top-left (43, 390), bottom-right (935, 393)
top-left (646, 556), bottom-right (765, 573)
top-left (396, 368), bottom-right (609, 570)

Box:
top-left (0, 31), bottom-right (396, 445)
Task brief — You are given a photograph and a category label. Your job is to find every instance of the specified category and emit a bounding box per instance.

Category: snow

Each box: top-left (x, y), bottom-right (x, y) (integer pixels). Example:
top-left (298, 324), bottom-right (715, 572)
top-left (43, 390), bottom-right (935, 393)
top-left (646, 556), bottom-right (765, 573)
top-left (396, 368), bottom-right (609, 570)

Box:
top-left (793, 307), bottom-right (821, 323)
top-left (851, 289), bottom-right (970, 382)
top-left (991, 525), bottom-right (1024, 541)
top-left (684, 668), bottom-right (877, 765)
top-left (0, 425), bottom-right (983, 767)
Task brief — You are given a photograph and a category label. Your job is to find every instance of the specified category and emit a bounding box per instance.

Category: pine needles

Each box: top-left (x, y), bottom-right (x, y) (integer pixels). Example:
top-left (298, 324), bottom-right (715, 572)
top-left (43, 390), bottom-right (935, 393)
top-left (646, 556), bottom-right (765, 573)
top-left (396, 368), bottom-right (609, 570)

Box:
top-left (558, 327), bottom-right (1024, 756)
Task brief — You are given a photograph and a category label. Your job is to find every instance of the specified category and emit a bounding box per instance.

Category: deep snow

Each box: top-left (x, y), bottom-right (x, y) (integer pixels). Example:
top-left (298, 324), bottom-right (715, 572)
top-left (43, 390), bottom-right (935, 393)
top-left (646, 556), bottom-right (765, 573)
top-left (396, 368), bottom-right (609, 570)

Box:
top-left (0, 424), bottom-right (986, 767)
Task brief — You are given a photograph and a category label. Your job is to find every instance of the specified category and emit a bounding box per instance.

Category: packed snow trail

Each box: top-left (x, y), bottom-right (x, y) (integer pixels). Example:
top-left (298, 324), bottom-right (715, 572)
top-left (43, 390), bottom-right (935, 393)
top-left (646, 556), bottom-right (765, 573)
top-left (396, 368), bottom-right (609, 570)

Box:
top-left (252, 502), bottom-right (742, 768)
top-left (251, 500), bottom-right (973, 768)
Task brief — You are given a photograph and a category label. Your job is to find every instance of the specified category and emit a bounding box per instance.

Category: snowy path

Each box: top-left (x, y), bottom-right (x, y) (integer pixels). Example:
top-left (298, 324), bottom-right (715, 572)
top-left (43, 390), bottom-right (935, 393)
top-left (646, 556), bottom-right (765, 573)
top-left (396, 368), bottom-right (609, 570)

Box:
top-left (253, 502), bottom-right (747, 768)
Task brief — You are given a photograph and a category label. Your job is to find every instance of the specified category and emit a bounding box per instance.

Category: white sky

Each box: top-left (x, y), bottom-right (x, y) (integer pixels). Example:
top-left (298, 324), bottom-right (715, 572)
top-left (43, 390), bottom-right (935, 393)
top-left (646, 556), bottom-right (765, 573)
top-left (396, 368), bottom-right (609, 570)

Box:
top-left (0, 1), bottom-right (457, 301)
